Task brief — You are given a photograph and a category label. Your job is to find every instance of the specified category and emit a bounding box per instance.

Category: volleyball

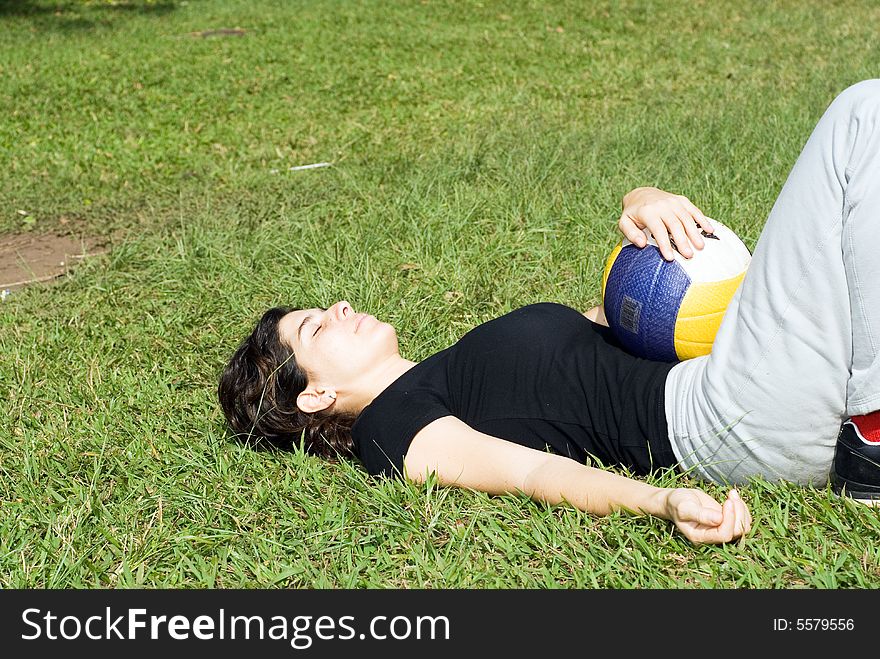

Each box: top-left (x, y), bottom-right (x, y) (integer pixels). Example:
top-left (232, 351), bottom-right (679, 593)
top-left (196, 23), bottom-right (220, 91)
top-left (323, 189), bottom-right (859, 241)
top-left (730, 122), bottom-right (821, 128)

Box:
top-left (601, 219), bottom-right (751, 362)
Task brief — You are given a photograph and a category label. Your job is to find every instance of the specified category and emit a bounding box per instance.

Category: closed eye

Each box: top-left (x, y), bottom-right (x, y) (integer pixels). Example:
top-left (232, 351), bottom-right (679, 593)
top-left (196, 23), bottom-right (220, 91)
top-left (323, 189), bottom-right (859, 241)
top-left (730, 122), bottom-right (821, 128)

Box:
top-left (312, 323), bottom-right (321, 336)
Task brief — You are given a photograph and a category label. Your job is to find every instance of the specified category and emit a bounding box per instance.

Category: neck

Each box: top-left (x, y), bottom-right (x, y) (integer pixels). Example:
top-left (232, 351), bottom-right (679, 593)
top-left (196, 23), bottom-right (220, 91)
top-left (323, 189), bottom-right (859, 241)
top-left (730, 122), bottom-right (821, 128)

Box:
top-left (345, 354), bottom-right (417, 415)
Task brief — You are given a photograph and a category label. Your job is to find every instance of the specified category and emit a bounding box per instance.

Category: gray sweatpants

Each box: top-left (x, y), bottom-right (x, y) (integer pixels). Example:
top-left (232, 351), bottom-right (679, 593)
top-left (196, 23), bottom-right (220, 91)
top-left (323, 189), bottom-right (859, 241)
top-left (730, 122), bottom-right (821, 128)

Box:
top-left (666, 80), bottom-right (880, 486)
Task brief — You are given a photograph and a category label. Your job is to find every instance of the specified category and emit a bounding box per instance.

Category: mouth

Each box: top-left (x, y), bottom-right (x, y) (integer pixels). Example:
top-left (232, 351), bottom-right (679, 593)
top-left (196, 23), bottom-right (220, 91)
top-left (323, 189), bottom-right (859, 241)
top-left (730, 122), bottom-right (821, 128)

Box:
top-left (355, 313), bottom-right (369, 332)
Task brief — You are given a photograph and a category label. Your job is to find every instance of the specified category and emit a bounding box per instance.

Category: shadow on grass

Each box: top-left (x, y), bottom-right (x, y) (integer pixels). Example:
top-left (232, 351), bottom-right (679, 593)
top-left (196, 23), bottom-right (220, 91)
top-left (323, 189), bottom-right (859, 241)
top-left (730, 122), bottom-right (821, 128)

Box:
top-left (0, 0), bottom-right (177, 31)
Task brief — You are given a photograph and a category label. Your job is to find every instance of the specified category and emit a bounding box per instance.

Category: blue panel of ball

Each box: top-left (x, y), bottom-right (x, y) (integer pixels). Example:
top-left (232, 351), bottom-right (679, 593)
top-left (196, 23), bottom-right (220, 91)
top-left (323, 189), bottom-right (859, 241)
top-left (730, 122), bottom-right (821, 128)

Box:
top-left (604, 244), bottom-right (691, 362)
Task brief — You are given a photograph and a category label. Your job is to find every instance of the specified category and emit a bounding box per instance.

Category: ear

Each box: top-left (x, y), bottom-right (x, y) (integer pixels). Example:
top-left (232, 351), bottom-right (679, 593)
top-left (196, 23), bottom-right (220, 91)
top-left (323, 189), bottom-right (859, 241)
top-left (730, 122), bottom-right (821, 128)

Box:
top-left (296, 387), bottom-right (337, 414)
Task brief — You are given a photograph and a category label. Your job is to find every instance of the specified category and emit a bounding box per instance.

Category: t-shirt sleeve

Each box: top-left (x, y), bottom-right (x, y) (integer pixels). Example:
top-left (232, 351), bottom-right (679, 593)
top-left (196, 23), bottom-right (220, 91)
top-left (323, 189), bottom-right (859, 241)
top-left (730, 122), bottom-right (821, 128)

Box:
top-left (351, 389), bottom-right (452, 479)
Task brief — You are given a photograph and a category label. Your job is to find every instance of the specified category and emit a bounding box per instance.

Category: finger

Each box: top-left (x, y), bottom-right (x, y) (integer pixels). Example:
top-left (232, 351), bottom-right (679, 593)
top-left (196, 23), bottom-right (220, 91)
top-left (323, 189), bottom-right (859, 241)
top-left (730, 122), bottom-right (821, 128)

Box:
top-left (680, 197), bottom-right (714, 234)
top-left (666, 210), bottom-right (696, 258)
top-left (730, 489), bottom-right (751, 536)
top-left (692, 502), bottom-right (733, 544)
top-left (698, 214), bottom-right (715, 234)
top-left (686, 521), bottom-right (724, 545)
top-left (718, 496), bottom-right (736, 542)
top-left (643, 214), bottom-right (675, 260)
top-left (680, 198), bottom-right (714, 234)
top-left (726, 491), bottom-right (742, 538)
top-left (682, 210), bottom-right (707, 251)
top-left (743, 496), bottom-right (753, 532)
top-left (694, 502), bottom-right (723, 527)
top-left (619, 214), bottom-right (647, 247)
top-left (728, 489), bottom-right (750, 538)
top-left (736, 503), bottom-right (748, 537)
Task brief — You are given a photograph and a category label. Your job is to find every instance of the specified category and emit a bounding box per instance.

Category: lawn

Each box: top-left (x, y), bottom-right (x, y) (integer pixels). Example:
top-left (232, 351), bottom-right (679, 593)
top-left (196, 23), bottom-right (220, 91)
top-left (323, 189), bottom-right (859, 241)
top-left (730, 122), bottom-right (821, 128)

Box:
top-left (1, 0), bottom-right (879, 588)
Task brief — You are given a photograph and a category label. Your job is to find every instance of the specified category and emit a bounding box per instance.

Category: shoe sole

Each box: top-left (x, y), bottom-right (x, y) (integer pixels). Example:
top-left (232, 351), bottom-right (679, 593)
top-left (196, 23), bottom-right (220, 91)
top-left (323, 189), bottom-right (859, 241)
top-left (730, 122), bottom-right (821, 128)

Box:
top-left (830, 471), bottom-right (880, 506)
top-left (844, 496), bottom-right (880, 507)
top-left (832, 489), bottom-right (880, 506)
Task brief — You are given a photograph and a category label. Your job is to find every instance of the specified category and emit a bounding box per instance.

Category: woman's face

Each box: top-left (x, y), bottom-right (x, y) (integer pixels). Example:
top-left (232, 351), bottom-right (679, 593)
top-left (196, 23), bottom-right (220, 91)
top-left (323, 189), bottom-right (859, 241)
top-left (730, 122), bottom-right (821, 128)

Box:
top-left (278, 300), bottom-right (399, 395)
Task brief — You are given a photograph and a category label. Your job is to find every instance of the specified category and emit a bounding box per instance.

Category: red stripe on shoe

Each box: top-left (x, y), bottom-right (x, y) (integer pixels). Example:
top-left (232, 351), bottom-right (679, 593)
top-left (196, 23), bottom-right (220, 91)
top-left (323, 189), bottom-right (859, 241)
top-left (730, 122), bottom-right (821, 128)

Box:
top-left (852, 412), bottom-right (880, 443)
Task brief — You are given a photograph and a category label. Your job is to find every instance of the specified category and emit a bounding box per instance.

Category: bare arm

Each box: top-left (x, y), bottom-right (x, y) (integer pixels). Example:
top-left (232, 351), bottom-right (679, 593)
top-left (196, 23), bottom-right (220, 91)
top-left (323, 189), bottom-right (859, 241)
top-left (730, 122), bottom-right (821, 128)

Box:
top-left (404, 416), bottom-right (750, 544)
top-left (583, 305), bottom-right (608, 327)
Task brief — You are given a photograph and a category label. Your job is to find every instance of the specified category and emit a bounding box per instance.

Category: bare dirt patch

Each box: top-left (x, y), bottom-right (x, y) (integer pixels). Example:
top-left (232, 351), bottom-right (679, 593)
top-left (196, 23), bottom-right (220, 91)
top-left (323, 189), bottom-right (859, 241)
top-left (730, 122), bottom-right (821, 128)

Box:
top-left (0, 232), bottom-right (107, 292)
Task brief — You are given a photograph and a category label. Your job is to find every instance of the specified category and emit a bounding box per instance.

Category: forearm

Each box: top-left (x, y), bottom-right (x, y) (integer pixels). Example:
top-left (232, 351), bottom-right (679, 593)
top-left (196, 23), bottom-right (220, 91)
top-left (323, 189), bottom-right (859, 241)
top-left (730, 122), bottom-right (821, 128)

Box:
top-left (521, 453), bottom-right (672, 519)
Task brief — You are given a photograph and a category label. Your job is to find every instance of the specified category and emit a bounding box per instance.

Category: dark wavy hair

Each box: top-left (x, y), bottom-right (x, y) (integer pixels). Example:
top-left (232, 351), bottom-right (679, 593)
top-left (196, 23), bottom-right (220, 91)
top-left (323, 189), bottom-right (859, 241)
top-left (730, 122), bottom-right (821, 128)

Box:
top-left (217, 306), bottom-right (357, 461)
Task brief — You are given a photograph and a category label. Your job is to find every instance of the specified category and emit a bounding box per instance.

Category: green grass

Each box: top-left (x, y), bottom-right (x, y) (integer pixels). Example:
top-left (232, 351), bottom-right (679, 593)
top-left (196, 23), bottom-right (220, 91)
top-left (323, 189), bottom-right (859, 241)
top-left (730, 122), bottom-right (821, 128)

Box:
top-left (2, 0), bottom-right (880, 588)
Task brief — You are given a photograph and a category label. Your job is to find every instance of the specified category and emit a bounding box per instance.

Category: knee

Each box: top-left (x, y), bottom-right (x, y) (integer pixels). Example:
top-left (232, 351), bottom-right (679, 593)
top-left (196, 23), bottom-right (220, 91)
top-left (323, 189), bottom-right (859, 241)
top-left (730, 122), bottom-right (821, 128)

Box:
top-left (829, 79), bottom-right (880, 116)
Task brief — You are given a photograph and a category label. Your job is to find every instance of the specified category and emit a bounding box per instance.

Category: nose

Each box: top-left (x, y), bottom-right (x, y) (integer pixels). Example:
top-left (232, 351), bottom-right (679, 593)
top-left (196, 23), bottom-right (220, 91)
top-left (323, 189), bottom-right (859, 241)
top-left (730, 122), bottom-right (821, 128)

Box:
top-left (330, 300), bottom-right (352, 322)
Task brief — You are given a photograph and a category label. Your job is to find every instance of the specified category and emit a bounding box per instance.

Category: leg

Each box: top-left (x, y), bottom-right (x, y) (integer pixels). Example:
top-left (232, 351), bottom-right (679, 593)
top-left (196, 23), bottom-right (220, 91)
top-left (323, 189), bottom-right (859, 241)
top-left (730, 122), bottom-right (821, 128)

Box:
top-left (665, 80), bottom-right (880, 486)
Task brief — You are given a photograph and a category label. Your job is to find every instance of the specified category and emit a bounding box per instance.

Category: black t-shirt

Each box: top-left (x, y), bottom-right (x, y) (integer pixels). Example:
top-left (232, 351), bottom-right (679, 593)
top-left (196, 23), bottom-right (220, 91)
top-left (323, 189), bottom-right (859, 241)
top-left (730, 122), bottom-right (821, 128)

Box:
top-left (351, 303), bottom-right (676, 479)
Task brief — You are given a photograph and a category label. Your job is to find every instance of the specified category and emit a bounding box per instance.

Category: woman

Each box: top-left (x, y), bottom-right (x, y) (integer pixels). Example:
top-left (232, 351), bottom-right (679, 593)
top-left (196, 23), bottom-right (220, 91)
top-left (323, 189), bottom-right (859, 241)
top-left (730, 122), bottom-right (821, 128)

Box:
top-left (218, 80), bottom-right (880, 545)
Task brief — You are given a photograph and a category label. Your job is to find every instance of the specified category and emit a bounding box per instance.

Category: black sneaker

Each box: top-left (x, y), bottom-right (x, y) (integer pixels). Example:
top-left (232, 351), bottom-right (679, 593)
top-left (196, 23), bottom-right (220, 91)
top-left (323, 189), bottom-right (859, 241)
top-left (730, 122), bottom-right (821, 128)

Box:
top-left (831, 419), bottom-right (880, 505)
